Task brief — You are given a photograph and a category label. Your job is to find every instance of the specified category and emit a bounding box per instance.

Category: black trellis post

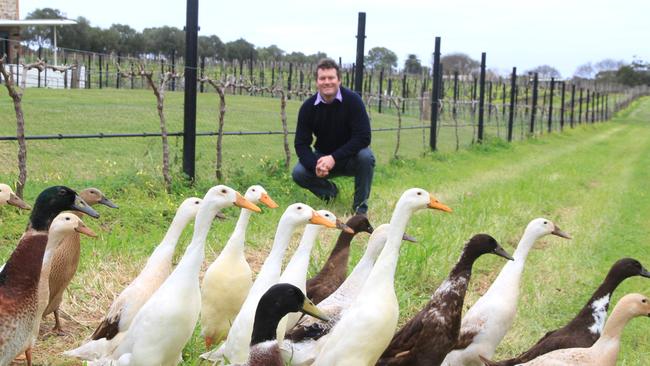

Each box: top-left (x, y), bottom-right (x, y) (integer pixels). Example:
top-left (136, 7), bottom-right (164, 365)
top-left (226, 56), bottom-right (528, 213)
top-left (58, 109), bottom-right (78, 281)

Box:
top-left (585, 90), bottom-right (590, 123)
top-left (87, 54), bottom-right (92, 89)
top-left (477, 52), bottom-right (486, 142)
top-left (570, 84), bottom-right (576, 128)
top-left (116, 52), bottom-right (121, 89)
top-left (183, 0), bottom-right (199, 182)
top-left (507, 67), bottom-right (517, 142)
top-left (591, 92), bottom-right (596, 123)
top-left (200, 56), bottom-right (205, 93)
top-left (287, 62), bottom-right (293, 100)
top-left (578, 88), bottom-right (583, 124)
top-left (402, 73), bottom-right (407, 113)
top-left (99, 55), bottom-right (103, 89)
top-left (354, 12), bottom-right (366, 95)
top-left (378, 67), bottom-right (384, 113)
top-left (171, 49), bottom-right (176, 91)
top-left (351, 63), bottom-right (356, 90)
top-left (547, 77), bottom-right (555, 133)
top-left (560, 81), bottom-right (566, 131)
top-left (430, 36), bottom-right (442, 151)
top-left (530, 73), bottom-right (539, 134)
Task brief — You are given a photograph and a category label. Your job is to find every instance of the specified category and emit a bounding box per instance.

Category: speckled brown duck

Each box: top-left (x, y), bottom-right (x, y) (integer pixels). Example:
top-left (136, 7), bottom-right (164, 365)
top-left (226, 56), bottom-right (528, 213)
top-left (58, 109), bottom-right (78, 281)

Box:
top-left (306, 214), bottom-right (373, 304)
top-left (0, 183), bottom-right (31, 210)
top-left (43, 188), bottom-right (117, 334)
top-left (244, 283), bottom-right (329, 366)
top-left (376, 234), bottom-right (513, 366)
top-left (0, 186), bottom-right (99, 366)
top-left (485, 257), bottom-right (650, 366)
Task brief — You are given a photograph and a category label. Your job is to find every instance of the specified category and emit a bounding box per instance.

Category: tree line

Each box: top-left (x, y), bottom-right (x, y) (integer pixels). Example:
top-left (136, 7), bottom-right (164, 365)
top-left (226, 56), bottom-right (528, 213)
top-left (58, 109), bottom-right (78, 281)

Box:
top-left (21, 8), bottom-right (650, 86)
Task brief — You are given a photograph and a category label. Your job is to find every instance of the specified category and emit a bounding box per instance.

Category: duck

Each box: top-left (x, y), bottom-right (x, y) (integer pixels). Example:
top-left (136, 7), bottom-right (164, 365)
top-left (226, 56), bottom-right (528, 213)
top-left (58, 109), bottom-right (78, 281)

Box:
top-left (441, 218), bottom-right (571, 366)
top-left (313, 188), bottom-right (452, 366)
top-left (24, 186), bottom-right (100, 235)
top-left (63, 196), bottom-right (203, 361)
top-left (95, 185), bottom-right (260, 366)
top-left (283, 224), bottom-right (415, 366)
top-left (0, 183), bottom-right (31, 209)
top-left (276, 210), bottom-right (352, 337)
top-left (480, 293), bottom-right (650, 366)
top-left (44, 187), bottom-right (118, 334)
top-left (201, 203), bottom-right (338, 364)
top-left (485, 258), bottom-right (650, 366)
top-left (201, 185), bottom-right (279, 348)
top-left (0, 211), bottom-right (95, 366)
top-left (240, 283), bottom-right (330, 366)
top-left (376, 234), bottom-right (514, 366)
top-left (306, 214), bottom-right (374, 304)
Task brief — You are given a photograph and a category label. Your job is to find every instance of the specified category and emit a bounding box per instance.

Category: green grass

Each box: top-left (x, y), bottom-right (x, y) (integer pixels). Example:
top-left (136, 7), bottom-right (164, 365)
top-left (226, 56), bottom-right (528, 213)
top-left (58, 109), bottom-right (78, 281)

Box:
top-left (0, 88), bottom-right (649, 365)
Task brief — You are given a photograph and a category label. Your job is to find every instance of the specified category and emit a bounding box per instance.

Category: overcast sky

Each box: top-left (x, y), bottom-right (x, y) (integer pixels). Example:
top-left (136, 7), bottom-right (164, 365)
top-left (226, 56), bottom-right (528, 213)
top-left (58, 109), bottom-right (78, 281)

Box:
top-left (19, 0), bottom-right (650, 78)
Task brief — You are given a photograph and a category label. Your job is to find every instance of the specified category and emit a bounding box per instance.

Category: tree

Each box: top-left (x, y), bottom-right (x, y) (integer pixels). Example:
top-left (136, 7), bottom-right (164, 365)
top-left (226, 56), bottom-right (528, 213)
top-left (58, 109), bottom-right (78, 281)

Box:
top-left (366, 47), bottom-right (397, 71)
top-left (142, 26), bottom-right (185, 56)
top-left (22, 8), bottom-right (66, 48)
top-left (256, 44), bottom-right (285, 61)
top-left (224, 38), bottom-right (256, 61)
top-left (109, 24), bottom-right (144, 55)
top-left (440, 53), bottom-right (479, 75)
top-left (198, 35), bottom-right (225, 58)
top-left (574, 62), bottom-right (594, 79)
top-left (526, 65), bottom-right (561, 79)
top-left (404, 54), bottom-right (422, 74)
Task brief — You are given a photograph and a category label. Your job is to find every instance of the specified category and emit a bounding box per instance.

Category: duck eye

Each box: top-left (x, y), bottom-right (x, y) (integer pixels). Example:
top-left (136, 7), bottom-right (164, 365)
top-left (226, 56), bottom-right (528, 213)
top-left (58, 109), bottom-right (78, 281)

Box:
top-left (417, 192), bottom-right (422, 195)
top-left (643, 299), bottom-right (647, 303)
top-left (297, 206), bottom-right (302, 210)
top-left (65, 217), bottom-right (70, 221)
top-left (221, 189), bottom-right (227, 194)
top-left (543, 221), bottom-right (548, 225)
top-left (252, 189), bottom-right (256, 192)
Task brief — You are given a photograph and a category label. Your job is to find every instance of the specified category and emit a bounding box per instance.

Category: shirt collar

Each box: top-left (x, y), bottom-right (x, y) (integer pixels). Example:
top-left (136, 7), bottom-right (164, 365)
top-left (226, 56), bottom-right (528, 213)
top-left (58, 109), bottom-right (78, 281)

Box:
top-left (314, 88), bottom-right (343, 105)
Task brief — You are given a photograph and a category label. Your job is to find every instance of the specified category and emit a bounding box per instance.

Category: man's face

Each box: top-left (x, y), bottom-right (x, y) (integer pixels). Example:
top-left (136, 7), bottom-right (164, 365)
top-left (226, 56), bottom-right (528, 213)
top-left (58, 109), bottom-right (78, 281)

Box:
top-left (316, 68), bottom-right (341, 99)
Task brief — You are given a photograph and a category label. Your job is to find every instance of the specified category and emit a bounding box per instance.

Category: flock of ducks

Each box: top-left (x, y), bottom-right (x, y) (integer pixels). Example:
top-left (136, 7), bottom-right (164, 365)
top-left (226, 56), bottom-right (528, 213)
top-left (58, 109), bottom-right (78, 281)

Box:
top-left (0, 183), bottom-right (648, 366)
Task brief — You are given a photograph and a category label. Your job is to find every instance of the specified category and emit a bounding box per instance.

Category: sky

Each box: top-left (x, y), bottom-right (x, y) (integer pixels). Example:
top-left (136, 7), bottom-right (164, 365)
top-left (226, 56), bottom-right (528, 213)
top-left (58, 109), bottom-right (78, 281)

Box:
top-left (18, 0), bottom-right (650, 78)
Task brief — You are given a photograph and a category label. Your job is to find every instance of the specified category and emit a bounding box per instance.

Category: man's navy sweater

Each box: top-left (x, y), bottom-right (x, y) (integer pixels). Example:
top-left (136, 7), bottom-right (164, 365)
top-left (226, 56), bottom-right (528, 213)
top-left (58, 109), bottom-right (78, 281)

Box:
top-left (294, 86), bottom-right (371, 172)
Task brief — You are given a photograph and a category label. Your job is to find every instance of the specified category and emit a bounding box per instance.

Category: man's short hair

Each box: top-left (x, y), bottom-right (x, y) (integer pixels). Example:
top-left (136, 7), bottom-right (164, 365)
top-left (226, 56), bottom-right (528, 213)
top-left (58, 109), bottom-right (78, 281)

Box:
top-left (316, 58), bottom-right (341, 80)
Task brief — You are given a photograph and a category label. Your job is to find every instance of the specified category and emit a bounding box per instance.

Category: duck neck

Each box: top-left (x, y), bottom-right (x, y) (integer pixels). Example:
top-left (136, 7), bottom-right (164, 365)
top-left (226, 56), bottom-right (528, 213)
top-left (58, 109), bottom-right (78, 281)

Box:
top-left (173, 203), bottom-right (217, 279)
top-left (28, 206), bottom-right (59, 232)
top-left (222, 207), bottom-right (253, 256)
top-left (591, 303), bottom-right (631, 364)
top-left (149, 211), bottom-right (194, 261)
top-left (571, 267), bottom-right (625, 332)
top-left (367, 202), bottom-right (414, 288)
top-left (0, 233), bottom-right (48, 294)
top-left (319, 230), bottom-right (355, 276)
top-left (281, 224), bottom-right (322, 290)
top-left (251, 311), bottom-right (285, 346)
top-left (485, 230), bottom-right (538, 297)
top-left (259, 215), bottom-right (300, 280)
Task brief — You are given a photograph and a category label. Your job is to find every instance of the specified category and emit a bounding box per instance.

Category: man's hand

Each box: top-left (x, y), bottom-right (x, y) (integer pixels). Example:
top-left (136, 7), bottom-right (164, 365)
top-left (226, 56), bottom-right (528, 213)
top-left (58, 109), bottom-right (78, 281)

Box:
top-left (316, 155), bottom-right (335, 178)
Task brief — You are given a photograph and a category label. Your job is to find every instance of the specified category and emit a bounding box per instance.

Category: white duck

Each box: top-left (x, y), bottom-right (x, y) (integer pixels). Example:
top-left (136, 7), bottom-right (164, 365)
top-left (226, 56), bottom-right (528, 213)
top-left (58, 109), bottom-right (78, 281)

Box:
top-left (482, 293), bottom-right (650, 366)
top-left (314, 188), bottom-right (452, 366)
top-left (442, 218), bottom-right (571, 366)
top-left (64, 197), bottom-right (204, 361)
top-left (0, 183), bottom-right (31, 209)
top-left (283, 224), bottom-right (415, 365)
top-left (276, 210), bottom-right (352, 338)
top-left (100, 186), bottom-right (259, 365)
top-left (200, 185), bottom-right (278, 348)
top-left (201, 203), bottom-right (337, 364)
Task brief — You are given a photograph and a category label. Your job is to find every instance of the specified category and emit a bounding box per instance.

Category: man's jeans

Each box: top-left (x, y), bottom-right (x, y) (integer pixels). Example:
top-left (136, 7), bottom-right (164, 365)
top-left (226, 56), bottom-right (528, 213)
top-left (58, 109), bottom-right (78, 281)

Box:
top-left (292, 147), bottom-right (375, 214)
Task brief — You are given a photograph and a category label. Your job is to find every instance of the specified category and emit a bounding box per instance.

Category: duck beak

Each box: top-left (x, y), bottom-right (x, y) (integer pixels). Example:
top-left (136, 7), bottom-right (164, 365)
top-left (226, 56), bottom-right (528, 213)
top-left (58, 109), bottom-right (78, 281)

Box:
top-left (7, 193), bottom-right (31, 210)
top-left (259, 193), bottom-right (279, 209)
top-left (640, 267), bottom-right (650, 278)
top-left (551, 225), bottom-right (571, 239)
top-left (310, 211), bottom-right (337, 228)
top-left (428, 196), bottom-right (452, 212)
top-left (402, 232), bottom-right (417, 242)
top-left (74, 221), bottom-right (97, 237)
top-left (99, 196), bottom-right (118, 208)
top-left (235, 192), bottom-right (261, 212)
top-left (365, 225), bottom-right (374, 234)
top-left (72, 195), bottom-right (100, 218)
top-left (493, 245), bottom-right (515, 261)
top-left (301, 298), bottom-right (330, 322)
top-left (336, 219), bottom-right (355, 234)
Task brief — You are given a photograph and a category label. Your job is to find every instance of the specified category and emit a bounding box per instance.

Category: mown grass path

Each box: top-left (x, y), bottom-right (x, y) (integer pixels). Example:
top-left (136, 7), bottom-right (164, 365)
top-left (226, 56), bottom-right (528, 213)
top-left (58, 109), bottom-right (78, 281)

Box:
top-left (0, 94), bottom-right (649, 365)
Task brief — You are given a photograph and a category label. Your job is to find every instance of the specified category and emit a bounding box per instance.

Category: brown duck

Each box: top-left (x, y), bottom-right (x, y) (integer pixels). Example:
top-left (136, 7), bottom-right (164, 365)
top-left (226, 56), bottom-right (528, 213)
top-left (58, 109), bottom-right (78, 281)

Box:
top-left (376, 234), bottom-right (514, 366)
top-left (42, 188), bottom-right (117, 334)
top-left (484, 257), bottom-right (650, 366)
top-left (306, 214), bottom-right (373, 304)
top-left (0, 186), bottom-right (99, 366)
